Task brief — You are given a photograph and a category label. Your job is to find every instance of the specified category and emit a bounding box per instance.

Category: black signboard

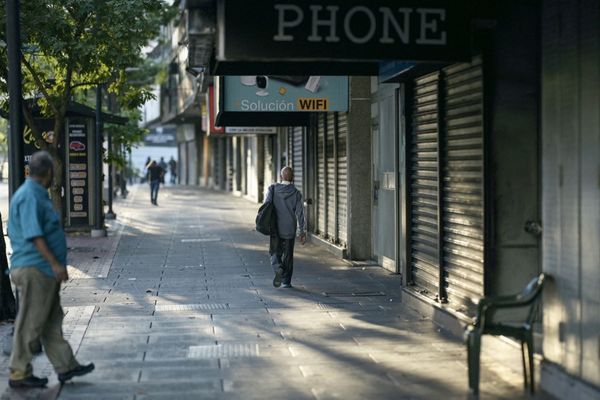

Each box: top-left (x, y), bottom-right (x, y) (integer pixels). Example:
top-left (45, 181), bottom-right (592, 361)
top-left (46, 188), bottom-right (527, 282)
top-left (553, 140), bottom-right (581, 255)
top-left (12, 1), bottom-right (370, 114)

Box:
top-left (217, 0), bottom-right (471, 63)
top-left (67, 119), bottom-right (89, 226)
top-left (23, 119), bottom-right (55, 177)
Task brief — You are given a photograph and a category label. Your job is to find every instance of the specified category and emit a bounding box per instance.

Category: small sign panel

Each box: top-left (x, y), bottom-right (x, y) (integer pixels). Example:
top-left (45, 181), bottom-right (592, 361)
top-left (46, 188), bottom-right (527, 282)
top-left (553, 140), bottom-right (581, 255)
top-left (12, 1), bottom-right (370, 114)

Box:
top-left (224, 76), bottom-right (348, 112)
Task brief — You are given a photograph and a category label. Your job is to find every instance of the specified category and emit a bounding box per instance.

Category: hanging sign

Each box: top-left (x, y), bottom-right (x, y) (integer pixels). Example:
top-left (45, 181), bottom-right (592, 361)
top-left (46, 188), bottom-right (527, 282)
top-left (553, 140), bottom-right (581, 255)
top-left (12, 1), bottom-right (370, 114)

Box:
top-left (223, 76), bottom-right (348, 112)
top-left (225, 127), bottom-right (278, 135)
top-left (217, 0), bottom-right (471, 62)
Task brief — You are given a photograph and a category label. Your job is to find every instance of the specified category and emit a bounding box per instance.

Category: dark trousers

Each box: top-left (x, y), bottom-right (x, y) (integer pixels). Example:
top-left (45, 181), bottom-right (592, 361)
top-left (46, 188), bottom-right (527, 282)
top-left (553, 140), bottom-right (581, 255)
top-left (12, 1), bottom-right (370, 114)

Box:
top-left (150, 179), bottom-right (160, 203)
top-left (269, 236), bottom-right (295, 285)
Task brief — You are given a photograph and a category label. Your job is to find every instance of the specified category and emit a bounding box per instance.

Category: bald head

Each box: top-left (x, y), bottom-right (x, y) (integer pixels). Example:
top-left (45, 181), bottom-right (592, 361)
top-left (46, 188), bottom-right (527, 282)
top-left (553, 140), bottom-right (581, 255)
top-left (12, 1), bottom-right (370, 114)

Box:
top-left (280, 166), bottom-right (293, 182)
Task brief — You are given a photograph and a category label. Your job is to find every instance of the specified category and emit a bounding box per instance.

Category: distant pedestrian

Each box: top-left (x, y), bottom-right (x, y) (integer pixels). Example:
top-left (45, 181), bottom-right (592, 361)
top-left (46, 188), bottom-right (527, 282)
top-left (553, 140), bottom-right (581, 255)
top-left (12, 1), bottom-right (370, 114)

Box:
top-left (158, 157), bottom-right (168, 184)
top-left (263, 167), bottom-right (306, 288)
top-left (147, 160), bottom-right (164, 205)
top-left (141, 156), bottom-right (151, 183)
top-left (168, 156), bottom-right (177, 184)
top-left (7, 151), bottom-right (94, 388)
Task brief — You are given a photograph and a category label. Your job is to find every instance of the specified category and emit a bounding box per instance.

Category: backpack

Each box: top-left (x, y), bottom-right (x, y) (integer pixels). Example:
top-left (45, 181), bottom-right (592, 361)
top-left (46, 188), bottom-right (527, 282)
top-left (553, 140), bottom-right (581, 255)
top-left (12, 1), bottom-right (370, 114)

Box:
top-left (255, 185), bottom-right (277, 236)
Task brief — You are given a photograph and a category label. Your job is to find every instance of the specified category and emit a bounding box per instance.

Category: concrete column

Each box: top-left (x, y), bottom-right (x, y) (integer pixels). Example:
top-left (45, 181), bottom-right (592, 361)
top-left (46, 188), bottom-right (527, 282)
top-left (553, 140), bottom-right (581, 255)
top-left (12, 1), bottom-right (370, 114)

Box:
top-left (346, 77), bottom-right (372, 260)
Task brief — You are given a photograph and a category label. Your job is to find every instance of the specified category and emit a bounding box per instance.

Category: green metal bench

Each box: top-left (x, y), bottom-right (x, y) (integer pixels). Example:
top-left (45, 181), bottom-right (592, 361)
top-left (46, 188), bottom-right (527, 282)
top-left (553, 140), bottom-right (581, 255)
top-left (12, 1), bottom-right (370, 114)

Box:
top-left (464, 273), bottom-right (547, 396)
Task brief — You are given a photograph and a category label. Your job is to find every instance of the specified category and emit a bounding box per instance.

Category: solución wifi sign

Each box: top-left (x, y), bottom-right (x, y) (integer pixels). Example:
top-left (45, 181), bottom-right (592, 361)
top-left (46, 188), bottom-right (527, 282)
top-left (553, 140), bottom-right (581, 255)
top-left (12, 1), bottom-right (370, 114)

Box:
top-left (296, 98), bottom-right (329, 111)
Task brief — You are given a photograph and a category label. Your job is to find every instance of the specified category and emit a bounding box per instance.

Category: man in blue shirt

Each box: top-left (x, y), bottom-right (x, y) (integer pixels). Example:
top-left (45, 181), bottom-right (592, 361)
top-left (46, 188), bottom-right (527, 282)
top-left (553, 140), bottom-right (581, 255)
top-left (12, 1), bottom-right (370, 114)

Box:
top-left (7, 151), bottom-right (94, 388)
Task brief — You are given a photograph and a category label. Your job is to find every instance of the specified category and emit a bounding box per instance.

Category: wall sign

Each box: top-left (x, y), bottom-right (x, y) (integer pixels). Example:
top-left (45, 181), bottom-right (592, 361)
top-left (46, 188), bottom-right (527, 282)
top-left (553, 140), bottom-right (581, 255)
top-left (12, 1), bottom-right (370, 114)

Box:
top-left (23, 119), bottom-right (54, 177)
top-left (217, 0), bottom-right (471, 62)
top-left (225, 127), bottom-right (278, 135)
top-left (67, 119), bottom-right (89, 225)
top-left (223, 76), bottom-right (348, 112)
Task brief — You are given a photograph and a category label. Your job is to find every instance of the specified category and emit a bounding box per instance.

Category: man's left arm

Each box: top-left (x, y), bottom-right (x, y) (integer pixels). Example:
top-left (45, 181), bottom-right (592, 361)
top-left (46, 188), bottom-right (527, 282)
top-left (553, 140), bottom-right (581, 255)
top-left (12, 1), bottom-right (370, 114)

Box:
top-left (295, 193), bottom-right (306, 245)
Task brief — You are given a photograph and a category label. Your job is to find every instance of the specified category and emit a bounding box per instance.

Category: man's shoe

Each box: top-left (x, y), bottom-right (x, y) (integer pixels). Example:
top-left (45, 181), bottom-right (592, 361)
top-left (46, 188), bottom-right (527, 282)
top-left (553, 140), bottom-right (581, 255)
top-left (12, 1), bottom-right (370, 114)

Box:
top-left (282, 283), bottom-right (293, 288)
top-left (58, 363), bottom-right (95, 383)
top-left (273, 268), bottom-right (283, 287)
top-left (8, 375), bottom-right (48, 388)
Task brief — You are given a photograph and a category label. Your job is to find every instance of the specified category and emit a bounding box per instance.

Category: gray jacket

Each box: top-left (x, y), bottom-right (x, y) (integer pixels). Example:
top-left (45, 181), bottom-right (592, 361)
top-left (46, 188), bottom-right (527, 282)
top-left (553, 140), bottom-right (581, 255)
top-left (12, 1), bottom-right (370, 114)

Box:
top-left (265, 183), bottom-right (306, 240)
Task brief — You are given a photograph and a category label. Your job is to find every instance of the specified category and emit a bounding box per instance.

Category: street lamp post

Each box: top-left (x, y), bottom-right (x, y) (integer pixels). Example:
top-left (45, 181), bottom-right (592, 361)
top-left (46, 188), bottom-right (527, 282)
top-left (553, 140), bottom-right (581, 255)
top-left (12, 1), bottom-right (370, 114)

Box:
top-left (105, 122), bottom-right (116, 220)
top-left (91, 85), bottom-right (106, 237)
top-left (6, 0), bottom-right (25, 199)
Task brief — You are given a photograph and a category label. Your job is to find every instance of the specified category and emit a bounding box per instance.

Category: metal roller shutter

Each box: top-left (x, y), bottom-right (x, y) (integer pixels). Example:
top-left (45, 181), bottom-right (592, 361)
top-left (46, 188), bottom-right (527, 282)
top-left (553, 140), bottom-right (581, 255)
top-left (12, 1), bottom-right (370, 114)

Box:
top-left (179, 142), bottom-right (187, 185)
top-left (442, 57), bottom-right (484, 312)
top-left (317, 114), bottom-right (326, 234)
top-left (226, 137), bottom-right (233, 191)
top-left (264, 136), bottom-right (275, 187)
top-left (326, 113), bottom-right (336, 239)
top-left (409, 72), bottom-right (441, 299)
top-left (213, 138), bottom-right (225, 188)
top-left (292, 126), bottom-right (304, 196)
top-left (336, 113), bottom-right (348, 246)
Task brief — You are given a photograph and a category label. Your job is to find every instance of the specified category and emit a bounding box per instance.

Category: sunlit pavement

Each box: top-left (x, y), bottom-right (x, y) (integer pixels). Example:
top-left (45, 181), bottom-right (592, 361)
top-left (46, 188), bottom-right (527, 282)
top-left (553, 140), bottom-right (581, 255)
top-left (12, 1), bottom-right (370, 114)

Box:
top-left (1, 185), bottom-right (552, 399)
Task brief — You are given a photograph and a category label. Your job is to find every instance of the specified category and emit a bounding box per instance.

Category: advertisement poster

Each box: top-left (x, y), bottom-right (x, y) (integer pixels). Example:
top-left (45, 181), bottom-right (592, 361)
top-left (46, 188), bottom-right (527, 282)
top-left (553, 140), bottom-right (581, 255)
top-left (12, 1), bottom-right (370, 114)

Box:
top-left (67, 119), bottom-right (89, 225)
top-left (23, 119), bottom-right (55, 177)
top-left (224, 76), bottom-right (348, 112)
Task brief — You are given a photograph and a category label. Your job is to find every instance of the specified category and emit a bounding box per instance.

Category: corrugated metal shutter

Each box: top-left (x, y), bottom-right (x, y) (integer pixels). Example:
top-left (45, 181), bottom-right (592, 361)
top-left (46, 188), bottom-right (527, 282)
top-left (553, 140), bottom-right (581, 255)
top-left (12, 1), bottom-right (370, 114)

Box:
top-left (337, 113), bottom-right (348, 246)
top-left (226, 137), bottom-right (233, 191)
top-left (264, 136), bottom-right (275, 187)
top-left (213, 138), bottom-right (222, 188)
top-left (292, 126), bottom-right (304, 196)
top-left (409, 72), bottom-right (441, 299)
top-left (326, 113), bottom-right (336, 239)
top-left (442, 57), bottom-right (484, 311)
top-left (317, 114), bottom-right (326, 234)
top-left (179, 142), bottom-right (187, 185)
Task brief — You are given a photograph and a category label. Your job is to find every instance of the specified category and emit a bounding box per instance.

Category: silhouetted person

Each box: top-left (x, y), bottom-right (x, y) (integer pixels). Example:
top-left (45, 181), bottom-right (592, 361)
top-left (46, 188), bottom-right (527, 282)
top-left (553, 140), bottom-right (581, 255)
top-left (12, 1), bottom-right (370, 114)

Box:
top-left (264, 167), bottom-right (306, 288)
top-left (147, 160), bottom-right (164, 205)
top-left (158, 157), bottom-right (167, 184)
top-left (142, 156), bottom-right (151, 183)
top-left (168, 156), bottom-right (177, 184)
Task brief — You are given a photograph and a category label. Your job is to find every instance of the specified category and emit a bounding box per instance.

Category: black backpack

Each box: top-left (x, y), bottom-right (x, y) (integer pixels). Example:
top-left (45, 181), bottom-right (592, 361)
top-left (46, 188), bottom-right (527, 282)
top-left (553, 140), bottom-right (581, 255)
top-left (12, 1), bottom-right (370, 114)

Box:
top-left (255, 186), bottom-right (277, 235)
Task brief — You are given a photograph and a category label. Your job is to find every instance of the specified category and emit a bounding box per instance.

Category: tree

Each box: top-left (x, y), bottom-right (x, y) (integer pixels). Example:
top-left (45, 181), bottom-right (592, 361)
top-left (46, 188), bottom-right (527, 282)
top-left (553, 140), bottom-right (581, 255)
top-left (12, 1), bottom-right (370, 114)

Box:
top-left (0, 0), bottom-right (174, 213)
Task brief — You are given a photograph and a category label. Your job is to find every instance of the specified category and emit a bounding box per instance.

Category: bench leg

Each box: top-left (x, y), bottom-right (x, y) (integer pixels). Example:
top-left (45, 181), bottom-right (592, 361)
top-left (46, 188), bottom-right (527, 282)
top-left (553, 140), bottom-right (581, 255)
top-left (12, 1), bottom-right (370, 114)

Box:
top-left (526, 333), bottom-right (535, 395)
top-left (467, 332), bottom-right (481, 396)
top-left (521, 340), bottom-right (529, 390)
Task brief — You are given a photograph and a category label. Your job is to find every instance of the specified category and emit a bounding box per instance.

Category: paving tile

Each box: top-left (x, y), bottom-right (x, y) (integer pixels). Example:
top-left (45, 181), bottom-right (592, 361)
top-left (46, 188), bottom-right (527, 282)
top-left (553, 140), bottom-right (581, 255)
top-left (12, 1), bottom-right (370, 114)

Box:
top-left (0, 186), bottom-right (554, 400)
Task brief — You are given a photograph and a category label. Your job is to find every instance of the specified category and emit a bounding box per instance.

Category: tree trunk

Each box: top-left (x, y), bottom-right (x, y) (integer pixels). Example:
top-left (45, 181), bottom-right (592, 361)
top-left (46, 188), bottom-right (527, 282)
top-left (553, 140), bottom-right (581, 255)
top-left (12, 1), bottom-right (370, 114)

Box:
top-left (50, 115), bottom-right (65, 219)
top-left (0, 216), bottom-right (16, 322)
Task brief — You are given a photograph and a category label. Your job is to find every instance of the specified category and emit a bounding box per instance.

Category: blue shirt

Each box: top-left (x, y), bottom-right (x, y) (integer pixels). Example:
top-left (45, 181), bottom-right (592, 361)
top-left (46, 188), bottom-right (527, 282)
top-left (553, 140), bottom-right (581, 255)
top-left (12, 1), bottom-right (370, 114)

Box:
top-left (8, 179), bottom-right (67, 278)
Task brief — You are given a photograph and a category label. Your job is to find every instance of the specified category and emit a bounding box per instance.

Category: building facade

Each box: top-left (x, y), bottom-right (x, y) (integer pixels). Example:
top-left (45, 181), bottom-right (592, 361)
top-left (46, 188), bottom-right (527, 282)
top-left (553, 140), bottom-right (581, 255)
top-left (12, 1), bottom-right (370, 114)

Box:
top-left (151, 1), bottom-right (599, 398)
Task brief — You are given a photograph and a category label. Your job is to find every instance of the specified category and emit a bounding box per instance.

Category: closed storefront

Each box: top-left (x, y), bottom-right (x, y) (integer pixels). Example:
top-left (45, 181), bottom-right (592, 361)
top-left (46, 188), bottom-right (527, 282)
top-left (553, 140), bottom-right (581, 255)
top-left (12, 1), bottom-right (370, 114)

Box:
top-left (288, 126), bottom-right (305, 196)
top-left (187, 140), bottom-right (198, 185)
top-left (212, 137), bottom-right (226, 190)
top-left (226, 137), bottom-right (234, 191)
top-left (408, 56), bottom-right (485, 313)
top-left (264, 135), bottom-right (277, 187)
top-left (314, 112), bottom-right (349, 248)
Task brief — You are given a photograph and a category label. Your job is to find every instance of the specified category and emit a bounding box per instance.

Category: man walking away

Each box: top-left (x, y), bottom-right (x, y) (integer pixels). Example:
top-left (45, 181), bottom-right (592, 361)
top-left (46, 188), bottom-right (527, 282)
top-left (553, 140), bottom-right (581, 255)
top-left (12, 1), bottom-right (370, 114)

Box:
top-left (264, 167), bottom-right (306, 288)
top-left (147, 160), bottom-right (164, 205)
top-left (7, 151), bottom-right (94, 388)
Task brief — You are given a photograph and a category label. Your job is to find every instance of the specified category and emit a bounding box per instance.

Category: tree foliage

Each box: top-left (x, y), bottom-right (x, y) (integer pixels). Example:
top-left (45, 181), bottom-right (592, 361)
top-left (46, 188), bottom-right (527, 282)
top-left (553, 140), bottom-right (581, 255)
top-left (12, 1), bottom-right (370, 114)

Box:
top-left (0, 0), bottom-right (175, 212)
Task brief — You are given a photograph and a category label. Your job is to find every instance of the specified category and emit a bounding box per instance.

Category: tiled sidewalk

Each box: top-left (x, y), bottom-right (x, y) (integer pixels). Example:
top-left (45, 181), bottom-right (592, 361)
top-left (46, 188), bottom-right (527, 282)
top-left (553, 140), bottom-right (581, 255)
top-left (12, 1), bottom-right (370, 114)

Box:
top-left (1, 185), bottom-right (554, 399)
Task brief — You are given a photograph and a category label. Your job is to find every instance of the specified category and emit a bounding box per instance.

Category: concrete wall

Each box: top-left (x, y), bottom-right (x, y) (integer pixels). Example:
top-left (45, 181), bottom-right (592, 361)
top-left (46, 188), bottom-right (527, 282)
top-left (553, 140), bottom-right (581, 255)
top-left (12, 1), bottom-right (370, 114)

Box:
top-left (541, 0), bottom-right (600, 397)
top-left (346, 76), bottom-right (373, 260)
top-left (487, 3), bottom-right (542, 296)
